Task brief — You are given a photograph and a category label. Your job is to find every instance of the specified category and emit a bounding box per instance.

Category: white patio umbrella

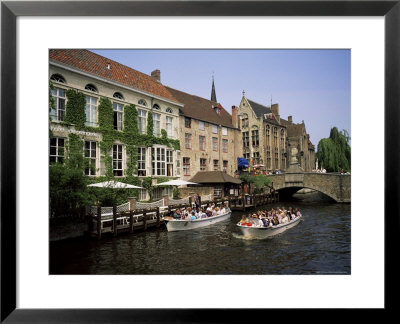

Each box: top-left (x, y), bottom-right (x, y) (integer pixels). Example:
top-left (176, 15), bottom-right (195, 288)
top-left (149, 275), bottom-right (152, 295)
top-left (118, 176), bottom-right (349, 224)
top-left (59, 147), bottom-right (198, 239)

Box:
top-left (154, 179), bottom-right (198, 186)
top-left (88, 180), bottom-right (143, 207)
top-left (88, 180), bottom-right (142, 189)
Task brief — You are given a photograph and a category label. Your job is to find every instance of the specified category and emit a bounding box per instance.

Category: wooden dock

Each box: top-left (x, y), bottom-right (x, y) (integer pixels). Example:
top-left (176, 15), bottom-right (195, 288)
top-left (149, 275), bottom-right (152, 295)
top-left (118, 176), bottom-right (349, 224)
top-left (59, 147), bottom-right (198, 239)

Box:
top-left (229, 191), bottom-right (279, 211)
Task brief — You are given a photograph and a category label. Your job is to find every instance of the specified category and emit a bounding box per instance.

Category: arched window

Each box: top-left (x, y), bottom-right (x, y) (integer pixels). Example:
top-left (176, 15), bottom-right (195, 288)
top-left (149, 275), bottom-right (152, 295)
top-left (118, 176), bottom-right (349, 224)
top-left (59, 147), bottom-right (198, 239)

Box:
top-left (85, 84), bottom-right (98, 93)
top-left (113, 92), bottom-right (124, 100)
top-left (138, 99), bottom-right (147, 106)
top-left (50, 74), bottom-right (66, 83)
top-left (166, 107), bottom-right (173, 114)
top-left (152, 104), bottom-right (160, 110)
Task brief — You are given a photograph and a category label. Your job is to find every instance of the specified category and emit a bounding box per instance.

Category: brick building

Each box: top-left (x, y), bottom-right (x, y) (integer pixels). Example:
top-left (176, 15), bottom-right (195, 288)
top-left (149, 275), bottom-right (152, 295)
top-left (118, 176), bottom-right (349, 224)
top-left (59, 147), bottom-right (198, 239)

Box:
top-left (165, 85), bottom-right (241, 180)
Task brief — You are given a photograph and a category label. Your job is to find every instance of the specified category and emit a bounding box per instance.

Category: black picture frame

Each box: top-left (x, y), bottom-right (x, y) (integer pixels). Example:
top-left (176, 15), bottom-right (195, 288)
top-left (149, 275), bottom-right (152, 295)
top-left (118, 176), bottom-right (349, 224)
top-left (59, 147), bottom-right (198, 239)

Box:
top-left (1, 0), bottom-right (398, 322)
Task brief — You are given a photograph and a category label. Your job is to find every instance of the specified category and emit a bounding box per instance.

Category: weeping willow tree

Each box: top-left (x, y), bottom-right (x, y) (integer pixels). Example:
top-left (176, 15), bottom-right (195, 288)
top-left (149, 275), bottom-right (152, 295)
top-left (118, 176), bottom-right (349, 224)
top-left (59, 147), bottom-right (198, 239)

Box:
top-left (316, 127), bottom-right (351, 172)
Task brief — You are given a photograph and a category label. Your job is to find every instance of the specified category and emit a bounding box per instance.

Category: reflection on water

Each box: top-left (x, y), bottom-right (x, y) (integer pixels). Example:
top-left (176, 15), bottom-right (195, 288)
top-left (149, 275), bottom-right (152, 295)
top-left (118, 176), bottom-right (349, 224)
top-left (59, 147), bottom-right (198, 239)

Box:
top-left (50, 192), bottom-right (351, 275)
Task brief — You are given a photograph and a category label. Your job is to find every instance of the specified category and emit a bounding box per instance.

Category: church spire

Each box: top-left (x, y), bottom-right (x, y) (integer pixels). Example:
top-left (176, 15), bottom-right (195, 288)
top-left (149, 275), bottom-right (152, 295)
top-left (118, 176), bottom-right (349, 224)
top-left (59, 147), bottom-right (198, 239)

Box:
top-left (211, 74), bottom-right (217, 102)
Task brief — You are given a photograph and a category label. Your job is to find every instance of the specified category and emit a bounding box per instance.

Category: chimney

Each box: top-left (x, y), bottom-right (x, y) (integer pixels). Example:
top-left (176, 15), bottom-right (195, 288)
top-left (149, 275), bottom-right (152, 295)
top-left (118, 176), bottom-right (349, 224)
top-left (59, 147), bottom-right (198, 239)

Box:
top-left (288, 116), bottom-right (293, 123)
top-left (232, 106), bottom-right (239, 128)
top-left (271, 103), bottom-right (280, 122)
top-left (151, 69), bottom-right (160, 82)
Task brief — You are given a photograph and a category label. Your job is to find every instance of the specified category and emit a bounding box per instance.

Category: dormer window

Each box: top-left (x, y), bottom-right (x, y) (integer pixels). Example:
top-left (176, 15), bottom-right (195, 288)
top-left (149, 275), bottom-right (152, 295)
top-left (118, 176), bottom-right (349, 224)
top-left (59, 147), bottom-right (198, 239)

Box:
top-left (85, 84), bottom-right (98, 93)
top-left (113, 92), bottom-right (124, 100)
top-left (153, 104), bottom-right (160, 110)
top-left (107, 63), bottom-right (112, 70)
top-left (50, 74), bottom-right (66, 83)
top-left (166, 107), bottom-right (173, 114)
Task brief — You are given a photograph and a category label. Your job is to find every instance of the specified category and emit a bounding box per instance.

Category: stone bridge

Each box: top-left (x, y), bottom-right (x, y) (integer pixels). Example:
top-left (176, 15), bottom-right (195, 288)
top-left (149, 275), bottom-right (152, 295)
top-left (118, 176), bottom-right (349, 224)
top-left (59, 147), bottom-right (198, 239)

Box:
top-left (267, 172), bottom-right (351, 203)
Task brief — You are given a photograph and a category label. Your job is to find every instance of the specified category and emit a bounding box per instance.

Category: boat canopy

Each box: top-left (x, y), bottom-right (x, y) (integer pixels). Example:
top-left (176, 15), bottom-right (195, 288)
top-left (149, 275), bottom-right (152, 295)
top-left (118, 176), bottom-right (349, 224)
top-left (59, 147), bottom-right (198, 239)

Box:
top-left (237, 157), bottom-right (249, 169)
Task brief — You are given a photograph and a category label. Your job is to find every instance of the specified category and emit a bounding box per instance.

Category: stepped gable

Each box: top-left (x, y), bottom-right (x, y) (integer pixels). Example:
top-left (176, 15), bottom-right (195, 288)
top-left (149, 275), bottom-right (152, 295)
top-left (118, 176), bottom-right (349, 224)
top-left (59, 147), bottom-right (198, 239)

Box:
top-left (49, 49), bottom-right (180, 104)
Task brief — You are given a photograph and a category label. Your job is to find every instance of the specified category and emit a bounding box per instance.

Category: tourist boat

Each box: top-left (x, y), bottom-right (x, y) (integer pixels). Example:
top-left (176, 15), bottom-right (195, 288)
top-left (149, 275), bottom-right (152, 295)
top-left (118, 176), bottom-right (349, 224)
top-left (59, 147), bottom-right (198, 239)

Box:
top-left (163, 210), bottom-right (232, 232)
top-left (237, 215), bottom-right (302, 239)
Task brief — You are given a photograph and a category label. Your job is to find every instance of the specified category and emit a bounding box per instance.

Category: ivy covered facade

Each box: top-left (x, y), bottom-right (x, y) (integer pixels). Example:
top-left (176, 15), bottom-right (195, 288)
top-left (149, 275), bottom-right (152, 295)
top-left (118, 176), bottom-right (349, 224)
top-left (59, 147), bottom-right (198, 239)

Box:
top-left (49, 58), bottom-right (182, 201)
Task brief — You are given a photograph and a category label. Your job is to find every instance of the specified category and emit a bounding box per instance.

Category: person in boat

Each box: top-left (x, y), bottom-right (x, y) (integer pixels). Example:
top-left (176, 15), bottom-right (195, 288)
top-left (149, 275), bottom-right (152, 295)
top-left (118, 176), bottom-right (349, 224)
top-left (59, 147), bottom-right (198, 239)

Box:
top-left (281, 212), bottom-right (289, 224)
top-left (272, 215), bottom-right (279, 226)
top-left (173, 209), bottom-right (181, 219)
top-left (257, 215), bottom-right (264, 227)
top-left (295, 208), bottom-right (301, 217)
top-left (261, 215), bottom-right (270, 227)
top-left (239, 215), bottom-right (249, 224)
top-left (194, 193), bottom-right (201, 209)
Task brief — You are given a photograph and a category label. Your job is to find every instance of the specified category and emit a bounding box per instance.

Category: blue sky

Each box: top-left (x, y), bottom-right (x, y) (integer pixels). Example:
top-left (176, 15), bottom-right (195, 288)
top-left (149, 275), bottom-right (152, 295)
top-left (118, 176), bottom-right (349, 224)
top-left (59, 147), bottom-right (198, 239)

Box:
top-left (91, 49), bottom-right (351, 148)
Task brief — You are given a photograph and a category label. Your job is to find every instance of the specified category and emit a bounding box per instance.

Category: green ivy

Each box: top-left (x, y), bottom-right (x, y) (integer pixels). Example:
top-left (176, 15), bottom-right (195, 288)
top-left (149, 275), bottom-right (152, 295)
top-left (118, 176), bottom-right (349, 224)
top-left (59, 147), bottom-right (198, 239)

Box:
top-left (65, 90), bottom-right (86, 127)
top-left (147, 111), bottom-right (154, 136)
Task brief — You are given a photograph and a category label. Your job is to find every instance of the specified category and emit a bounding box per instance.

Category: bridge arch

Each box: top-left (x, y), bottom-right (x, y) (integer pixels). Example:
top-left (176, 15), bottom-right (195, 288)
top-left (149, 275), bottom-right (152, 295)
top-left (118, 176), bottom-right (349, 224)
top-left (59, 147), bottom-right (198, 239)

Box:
top-left (266, 173), bottom-right (351, 203)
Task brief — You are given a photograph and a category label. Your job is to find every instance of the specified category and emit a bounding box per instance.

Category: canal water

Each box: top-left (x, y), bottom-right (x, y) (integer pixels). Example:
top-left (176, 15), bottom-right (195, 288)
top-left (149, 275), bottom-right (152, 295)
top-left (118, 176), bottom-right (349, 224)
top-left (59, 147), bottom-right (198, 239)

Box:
top-left (50, 193), bottom-right (351, 275)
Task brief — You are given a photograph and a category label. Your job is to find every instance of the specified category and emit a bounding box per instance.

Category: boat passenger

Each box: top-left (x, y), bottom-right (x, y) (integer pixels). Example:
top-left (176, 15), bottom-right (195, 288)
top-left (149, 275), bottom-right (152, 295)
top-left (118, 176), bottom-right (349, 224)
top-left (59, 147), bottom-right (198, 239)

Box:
top-left (272, 215), bottom-right (279, 226)
top-left (220, 207), bottom-right (226, 214)
top-left (239, 215), bottom-right (249, 224)
top-left (261, 216), bottom-right (269, 227)
top-left (281, 213), bottom-right (288, 224)
top-left (257, 215), bottom-right (264, 227)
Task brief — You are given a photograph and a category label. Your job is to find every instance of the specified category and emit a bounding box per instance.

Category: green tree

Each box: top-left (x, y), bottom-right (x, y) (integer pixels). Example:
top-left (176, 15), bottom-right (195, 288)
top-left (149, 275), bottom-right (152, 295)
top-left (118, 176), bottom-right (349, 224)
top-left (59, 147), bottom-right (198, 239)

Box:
top-left (316, 127), bottom-right (351, 172)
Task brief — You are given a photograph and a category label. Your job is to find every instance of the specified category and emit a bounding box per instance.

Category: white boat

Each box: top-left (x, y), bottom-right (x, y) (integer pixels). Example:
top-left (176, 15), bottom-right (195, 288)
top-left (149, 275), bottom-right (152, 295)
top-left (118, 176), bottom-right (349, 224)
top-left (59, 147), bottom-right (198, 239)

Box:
top-left (237, 215), bottom-right (302, 239)
top-left (163, 210), bottom-right (232, 232)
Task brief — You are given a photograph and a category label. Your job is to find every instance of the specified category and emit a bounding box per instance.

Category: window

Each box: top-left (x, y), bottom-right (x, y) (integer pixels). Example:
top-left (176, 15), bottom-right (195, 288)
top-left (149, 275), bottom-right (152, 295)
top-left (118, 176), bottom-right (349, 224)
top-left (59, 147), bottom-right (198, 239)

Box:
top-left (49, 137), bottom-right (64, 164)
top-left (153, 113), bottom-right (160, 137)
top-left (85, 84), bottom-right (97, 92)
top-left (138, 147), bottom-right (146, 176)
top-left (222, 139), bottom-right (228, 153)
top-left (266, 125), bottom-right (270, 145)
top-left (113, 92), bottom-right (124, 100)
top-left (166, 150), bottom-right (174, 176)
top-left (223, 160), bottom-right (228, 172)
top-left (84, 141), bottom-right (97, 175)
top-left (199, 136), bottom-right (206, 151)
top-left (113, 102), bottom-right (123, 130)
top-left (50, 87), bottom-right (66, 121)
top-left (273, 127), bottom-right (278, 146)
top-left (138, 99), bottom-right (147, 106)
top-left (253, 152), bottom-right (260, 165)
top-left (280, 129), bottom-right (285, 148)
top-left (275, 151), bottom-right (279, 169)
top-left (200, 158), bottom-right (207, 171)
top-left (185, 117), bottom-right (191, 128)
top-left (242, 117), bottom-right (249, 128)
top-left (242, 132), bottom-right (249, 148)
top-left (267, 150), bottom-right (271, 169)
top-left (152, 147), bottom-right (166, 176)
top-left (199, 121), bottom-right (205, 131)
top-left (281, 153), bottom-right (286, 170)
top-left (138, 189), bottom-right (147, 201)
top-left (213, 159), bottom-right (219, 171)
top-left (185, 133), bottom-right (192, 149)
top-left (222, 127), bottom-right (228, 136)
top-left (183, 157), bottom-right (190, 176)
top-left (251, 130), bottom-right (259, 146)
top-left (176, 151), bottom-right (181, 176)
top-left (113, 145), bottom-right (123, 176)
top-left (244, 152), bottom-right (250, 160)
top-left (85, 95), bottom-right (98, 127)
top-left (212, 137), bottom-right (218, 151)
top-left (153, 104), bottom-right (160, 110)
top-left (50, 74), bottom-right (66, 83)
top-left (166, 116), bottom-right (173, 138)
top-left (212, 124), bottom-right (218, 134)
top-left (138, 109), bottom-right (146, 134)
top-left (166, 107), bottom-right (173, 114)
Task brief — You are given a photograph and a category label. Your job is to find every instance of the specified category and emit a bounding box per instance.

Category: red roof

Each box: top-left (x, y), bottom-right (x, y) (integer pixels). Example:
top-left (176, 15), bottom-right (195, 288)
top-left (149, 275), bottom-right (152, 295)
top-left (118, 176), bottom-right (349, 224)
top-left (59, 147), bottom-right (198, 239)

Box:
top-left (49, 49), bottom-right (180, 104)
